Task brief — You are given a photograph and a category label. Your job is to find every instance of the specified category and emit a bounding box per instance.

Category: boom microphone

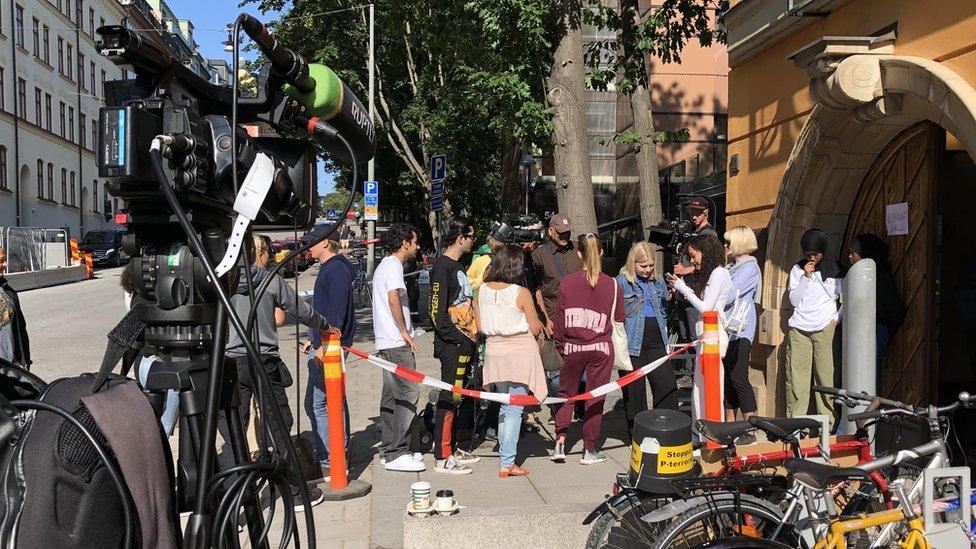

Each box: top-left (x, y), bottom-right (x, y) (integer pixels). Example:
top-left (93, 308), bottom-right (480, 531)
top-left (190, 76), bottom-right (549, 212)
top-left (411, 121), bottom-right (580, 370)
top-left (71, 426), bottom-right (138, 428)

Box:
top-left (240, 14), bottom-right (376, 163)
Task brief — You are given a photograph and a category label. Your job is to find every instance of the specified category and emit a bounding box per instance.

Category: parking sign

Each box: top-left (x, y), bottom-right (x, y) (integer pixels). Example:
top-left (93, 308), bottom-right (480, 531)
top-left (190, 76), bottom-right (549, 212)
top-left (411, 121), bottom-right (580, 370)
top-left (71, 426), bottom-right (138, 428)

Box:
top-left (364, 180), bottom-right (378, 221)
top-left (430, 154), bottom-right (447, 182)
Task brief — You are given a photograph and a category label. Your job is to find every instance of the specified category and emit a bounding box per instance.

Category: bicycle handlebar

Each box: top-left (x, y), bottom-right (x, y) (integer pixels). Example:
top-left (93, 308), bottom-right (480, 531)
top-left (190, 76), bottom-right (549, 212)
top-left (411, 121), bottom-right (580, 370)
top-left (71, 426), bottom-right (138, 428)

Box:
top-left (813, 385), bottom-right (913, 411)
top-left (847, 392), bottom-right (973, 422)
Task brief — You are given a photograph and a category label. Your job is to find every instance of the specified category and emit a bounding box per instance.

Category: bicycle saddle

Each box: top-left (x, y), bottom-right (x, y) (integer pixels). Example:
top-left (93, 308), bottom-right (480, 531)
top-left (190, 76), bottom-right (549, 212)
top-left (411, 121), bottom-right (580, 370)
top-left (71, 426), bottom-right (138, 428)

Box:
top-left (695, 419), bottom-right (753, 446)
top-left (783, 458), bottom-right (873, 490)
top-left (748, 417), bottom-right (821, 442)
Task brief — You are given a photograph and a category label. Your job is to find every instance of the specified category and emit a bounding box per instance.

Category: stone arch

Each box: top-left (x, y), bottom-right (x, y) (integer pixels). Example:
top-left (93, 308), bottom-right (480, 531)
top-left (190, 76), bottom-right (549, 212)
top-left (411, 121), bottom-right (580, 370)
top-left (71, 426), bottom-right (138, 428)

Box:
top-left (763, 55), bottom-right (976, 322)
top-left (758, 54), bottom-right (976, 414)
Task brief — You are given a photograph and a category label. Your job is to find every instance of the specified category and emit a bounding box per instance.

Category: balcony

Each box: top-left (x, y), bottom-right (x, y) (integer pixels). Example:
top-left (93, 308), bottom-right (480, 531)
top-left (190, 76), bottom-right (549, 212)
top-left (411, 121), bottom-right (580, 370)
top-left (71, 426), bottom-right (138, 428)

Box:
top-left (724, 0), bottom-right (848, 64)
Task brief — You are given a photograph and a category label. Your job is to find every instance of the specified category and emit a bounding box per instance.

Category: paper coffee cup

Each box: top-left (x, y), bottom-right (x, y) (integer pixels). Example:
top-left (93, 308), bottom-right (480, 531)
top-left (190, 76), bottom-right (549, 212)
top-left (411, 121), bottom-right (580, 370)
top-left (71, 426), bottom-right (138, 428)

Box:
top-left (410, 481), bottom-right (431, 509)
top-left (434, 489), bottom-right (455, 511)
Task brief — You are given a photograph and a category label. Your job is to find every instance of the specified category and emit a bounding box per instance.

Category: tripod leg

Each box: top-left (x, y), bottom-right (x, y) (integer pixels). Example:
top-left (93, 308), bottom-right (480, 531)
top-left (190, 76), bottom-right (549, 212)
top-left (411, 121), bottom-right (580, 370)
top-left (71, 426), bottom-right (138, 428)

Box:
top-left (223, 374), bottom-right (268, 549)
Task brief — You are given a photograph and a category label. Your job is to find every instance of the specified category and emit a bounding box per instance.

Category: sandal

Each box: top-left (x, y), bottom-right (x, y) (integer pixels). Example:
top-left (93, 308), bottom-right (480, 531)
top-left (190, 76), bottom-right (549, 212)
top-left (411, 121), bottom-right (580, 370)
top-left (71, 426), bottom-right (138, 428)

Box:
top-left (498, 465), bottom-right (529, 478)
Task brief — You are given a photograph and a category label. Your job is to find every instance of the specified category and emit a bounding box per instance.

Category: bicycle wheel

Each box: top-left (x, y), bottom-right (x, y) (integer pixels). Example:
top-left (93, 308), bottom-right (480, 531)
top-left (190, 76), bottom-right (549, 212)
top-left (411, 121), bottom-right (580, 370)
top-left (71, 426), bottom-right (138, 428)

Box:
top-left (649, 494), bottom-right (799, 549)
top-left (585, 494), bottom-right (672, 549)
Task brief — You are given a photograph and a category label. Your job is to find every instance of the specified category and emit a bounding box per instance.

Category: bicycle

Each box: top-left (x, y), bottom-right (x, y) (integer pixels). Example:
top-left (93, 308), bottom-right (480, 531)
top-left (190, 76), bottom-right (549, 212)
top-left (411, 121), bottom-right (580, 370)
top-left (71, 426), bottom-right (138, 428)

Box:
top-left (585, 415), bottom-right (880, 548)
top-left (644, 390), bottom-right (975, 549)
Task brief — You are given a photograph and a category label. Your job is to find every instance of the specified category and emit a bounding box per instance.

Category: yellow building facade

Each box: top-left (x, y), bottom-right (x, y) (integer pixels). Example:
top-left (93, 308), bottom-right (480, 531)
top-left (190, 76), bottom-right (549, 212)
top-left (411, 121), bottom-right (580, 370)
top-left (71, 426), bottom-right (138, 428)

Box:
top-left (724, 0), bottom-right (976, 415)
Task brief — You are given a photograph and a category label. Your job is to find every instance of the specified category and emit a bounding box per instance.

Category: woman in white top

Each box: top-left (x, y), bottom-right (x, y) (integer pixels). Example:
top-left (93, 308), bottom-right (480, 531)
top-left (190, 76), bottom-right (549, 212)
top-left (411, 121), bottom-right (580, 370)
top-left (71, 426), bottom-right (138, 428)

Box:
top-left (667, 235), bottom-right (733, 422)
top-left (474, 245), bottom-right (546, 478)
top-left (785, 228), bottom-right (841, 424)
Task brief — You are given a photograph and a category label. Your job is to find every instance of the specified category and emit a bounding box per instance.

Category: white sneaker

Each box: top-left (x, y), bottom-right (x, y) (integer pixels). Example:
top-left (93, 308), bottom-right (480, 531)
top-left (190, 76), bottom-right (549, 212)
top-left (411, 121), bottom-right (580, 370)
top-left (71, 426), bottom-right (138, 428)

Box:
top-left (413, 452), bottom-right (424, 462)
top-left (385, 454), bottom-right (426, 472)
top-left (434, 455), bottom-right (472, 475)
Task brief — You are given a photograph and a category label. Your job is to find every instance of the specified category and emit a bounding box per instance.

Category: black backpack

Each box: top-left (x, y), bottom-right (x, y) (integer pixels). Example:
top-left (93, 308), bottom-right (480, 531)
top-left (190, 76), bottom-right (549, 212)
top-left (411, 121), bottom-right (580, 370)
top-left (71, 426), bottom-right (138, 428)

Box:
top-left (0, 364), bottom-right (139, 548)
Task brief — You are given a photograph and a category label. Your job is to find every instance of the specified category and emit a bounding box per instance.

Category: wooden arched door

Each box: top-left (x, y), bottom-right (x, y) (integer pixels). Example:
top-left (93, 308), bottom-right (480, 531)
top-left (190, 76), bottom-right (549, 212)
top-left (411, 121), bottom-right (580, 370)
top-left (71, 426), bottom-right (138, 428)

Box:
top-left (842, 122), bottom-right (941, 404)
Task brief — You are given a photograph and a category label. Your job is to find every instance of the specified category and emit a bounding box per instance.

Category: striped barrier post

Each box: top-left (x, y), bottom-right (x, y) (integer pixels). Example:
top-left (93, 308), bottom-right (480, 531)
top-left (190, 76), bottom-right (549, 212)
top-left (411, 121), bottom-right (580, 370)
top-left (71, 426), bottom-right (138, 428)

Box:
top-left (702, 311), bottom-right (723, 449)
top-left (315, 332), bottom-right (371, 500)
top-left (83, 252), bottom-right (94, 279)
top-left (70, 237), bottom-right (81, 266)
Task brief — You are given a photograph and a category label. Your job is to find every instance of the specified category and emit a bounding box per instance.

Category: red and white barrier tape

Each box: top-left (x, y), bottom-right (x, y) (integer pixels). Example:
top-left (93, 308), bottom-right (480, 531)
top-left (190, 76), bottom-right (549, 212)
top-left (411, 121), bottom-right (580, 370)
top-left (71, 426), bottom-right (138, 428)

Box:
top-left (343, 339), bottom-right (699, 406)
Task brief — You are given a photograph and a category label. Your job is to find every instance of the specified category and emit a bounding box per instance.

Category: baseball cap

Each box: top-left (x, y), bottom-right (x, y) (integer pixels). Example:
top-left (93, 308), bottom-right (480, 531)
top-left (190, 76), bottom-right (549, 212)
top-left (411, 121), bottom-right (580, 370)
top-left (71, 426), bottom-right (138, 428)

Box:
top-left (549, 213), bottom-right (573, 233)
top-left (300, 224), bottom-right (337, 243)
top-left (686, 196), bottom-right (709, 211)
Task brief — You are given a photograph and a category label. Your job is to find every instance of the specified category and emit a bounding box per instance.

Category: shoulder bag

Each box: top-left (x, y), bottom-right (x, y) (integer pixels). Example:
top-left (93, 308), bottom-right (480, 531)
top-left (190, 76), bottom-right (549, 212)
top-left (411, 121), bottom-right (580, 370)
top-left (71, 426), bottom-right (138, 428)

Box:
top-left (611, 278), bottom-right (633, 371)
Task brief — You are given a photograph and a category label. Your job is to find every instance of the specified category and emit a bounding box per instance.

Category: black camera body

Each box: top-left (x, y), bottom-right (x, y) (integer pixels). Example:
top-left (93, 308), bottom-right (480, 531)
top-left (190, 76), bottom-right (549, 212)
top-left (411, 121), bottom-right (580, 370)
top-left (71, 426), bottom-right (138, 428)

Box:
top-left (490, 214), bottom-right (546, 244)
top-left (96, 25), bottom-right (316, 233)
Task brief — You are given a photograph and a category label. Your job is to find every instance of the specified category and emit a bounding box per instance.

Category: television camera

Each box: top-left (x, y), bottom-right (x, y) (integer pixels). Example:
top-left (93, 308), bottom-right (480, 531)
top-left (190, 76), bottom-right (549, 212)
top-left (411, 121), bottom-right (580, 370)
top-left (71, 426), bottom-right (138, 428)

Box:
top-left (489, 214), bottom-right (546, 245)
top-left (90, 14), bottom-right (376, 547)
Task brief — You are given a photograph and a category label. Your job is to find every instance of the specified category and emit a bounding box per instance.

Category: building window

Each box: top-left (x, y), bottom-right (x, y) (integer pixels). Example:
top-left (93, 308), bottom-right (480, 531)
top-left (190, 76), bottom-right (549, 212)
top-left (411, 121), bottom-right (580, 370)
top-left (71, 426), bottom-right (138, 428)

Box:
top-left (91, 123), bottom-right (96, 150)
top-left (0, 68), bottom-right (4, 112)
top-left (46, 163), bottom-right (53, 199)
top-left (100, 17), bottom-right (104, 31)
top-left (42, 26), bottom-right (49, 64)
top-left (79, 113), bottom-right (86, 148)
top-left (68, 107), bottom-right (74, 142)
top-left (66, 44), bottom-right (73, 80)
top-left (100, 69), bottom-right (105, 88)
top-left (58, 37), bottom-right (64, 74)
top-left (33, 87), bottom-right (40, 125)
top-left (44, 94), bottom-right (51, 130)
top-left (16, 78), bottom-right (26, 118)
top-left (37, 160), bottom-right (43, 198)
top-left (59, 102), bottom-right (65, 138)
top-left (75, 1), bottom-right (82, 27)
top-left (64, 0), bottom-right (70, 18)
top-left (61, 168), bottom-right (67, 204)
top-left (78, 53), bottom-right (85, 91)
top-left (70, 171), bottom-right (76, 206)
top-left (88, 7), bottom-right (94, 37)
top-left (90, 61), bottom-right (95, 95)
top-left (92, 180), bottom-right (98, 212)
top-left (31, 17), bottom-right (39, 58)
top-left (0, 146), bottom-right (6, 190)
top-left (14, 5), bottom-right (24, 48)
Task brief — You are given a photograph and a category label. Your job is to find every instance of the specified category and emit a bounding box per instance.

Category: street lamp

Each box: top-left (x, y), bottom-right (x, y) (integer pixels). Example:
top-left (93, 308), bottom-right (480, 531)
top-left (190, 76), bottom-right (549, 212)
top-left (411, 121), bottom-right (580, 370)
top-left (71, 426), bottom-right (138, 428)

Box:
top-left (521, 154), bottom-right (534, 215)
top-left (221, 24), bottom-right (234, 52)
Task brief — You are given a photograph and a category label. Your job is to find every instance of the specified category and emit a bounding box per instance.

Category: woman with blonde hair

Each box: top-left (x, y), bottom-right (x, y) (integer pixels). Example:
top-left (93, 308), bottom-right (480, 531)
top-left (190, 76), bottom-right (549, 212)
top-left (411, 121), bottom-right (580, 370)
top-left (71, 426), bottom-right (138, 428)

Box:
top-left (615, 242), bottom-right (675, 435)
top-left (550, 234), bottom-right (624, 465)
top-left (723, 226), bottom-right (762, 432)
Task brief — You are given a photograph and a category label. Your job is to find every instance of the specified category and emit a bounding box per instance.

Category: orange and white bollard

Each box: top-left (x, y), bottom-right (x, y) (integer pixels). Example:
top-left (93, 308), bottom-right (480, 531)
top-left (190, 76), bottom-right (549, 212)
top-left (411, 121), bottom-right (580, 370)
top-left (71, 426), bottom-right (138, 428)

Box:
top-left (700, 311), bottom-right (723, 449)
top-left (83, 252), bottom-right (94, 279)
top-left (70, 237), bottom-right (81, 266)
top-left (315, 333), bottom-right (371, 500)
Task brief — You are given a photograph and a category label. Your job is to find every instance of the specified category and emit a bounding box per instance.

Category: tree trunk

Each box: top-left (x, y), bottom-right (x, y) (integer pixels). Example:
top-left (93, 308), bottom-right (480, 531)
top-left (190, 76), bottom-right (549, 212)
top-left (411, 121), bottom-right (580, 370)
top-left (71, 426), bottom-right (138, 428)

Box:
top-left (500, 132), bottom-right (523, 216)
top-left (631, 85), bottom-right (664, 233)
top-left (547, 5), bottom-right (598, 235)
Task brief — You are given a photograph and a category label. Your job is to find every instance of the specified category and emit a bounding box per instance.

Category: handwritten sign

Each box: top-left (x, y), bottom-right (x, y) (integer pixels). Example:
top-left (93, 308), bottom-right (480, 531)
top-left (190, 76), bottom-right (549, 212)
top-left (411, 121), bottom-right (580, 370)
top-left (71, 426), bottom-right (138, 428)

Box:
top-left (885, 202), bottom-right (908, 236)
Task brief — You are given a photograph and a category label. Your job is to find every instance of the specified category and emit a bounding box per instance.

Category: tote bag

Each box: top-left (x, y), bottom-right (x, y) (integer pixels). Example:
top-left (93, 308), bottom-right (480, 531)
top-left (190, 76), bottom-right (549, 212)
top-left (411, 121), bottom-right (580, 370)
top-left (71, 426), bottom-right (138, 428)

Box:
top-left (611, 279), bottom-right (633, 370)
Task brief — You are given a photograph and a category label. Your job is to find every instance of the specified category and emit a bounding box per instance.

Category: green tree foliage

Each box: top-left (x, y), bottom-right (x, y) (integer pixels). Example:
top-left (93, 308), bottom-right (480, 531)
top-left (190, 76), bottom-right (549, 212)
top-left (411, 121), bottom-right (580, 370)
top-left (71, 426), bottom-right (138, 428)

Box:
top-left (245, 0), bottom-right (559, 244)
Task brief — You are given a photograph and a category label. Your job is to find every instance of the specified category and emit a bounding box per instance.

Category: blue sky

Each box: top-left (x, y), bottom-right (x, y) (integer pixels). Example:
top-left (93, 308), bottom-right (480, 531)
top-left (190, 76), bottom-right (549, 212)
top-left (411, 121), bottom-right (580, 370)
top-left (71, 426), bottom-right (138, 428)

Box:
top-left (165, 0), bottom-right (339, 196)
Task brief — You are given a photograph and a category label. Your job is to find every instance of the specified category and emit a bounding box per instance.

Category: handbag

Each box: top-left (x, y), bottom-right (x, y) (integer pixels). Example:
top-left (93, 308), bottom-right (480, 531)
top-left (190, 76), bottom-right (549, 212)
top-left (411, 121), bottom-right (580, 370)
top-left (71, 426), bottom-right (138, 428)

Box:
top-left (723, 291), bottom-right (752, 336)
top-left (611, 279), bottom-right (633, 371)
top-left (538, 334), bottom-right (564, 372)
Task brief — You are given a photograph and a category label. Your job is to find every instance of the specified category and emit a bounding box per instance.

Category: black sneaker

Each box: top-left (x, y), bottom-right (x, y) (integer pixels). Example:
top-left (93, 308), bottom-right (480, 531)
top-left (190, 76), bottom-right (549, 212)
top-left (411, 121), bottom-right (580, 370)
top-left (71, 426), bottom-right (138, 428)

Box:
top-left (735, 432), bottom-right (757, 446)
top-left (292, 485), bottom-right (325, 512)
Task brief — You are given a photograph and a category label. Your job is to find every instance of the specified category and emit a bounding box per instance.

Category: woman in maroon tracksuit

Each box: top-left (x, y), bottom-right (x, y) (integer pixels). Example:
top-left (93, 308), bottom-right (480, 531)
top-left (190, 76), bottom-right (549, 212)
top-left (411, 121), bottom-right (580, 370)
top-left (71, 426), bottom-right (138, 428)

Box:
top-left (550, 234), bottom-right (624, 465)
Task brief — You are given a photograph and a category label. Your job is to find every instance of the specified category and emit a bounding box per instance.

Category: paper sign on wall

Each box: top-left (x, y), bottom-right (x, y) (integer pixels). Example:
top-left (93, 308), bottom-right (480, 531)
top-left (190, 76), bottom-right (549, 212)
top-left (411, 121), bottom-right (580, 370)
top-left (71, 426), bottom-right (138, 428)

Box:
top-left (886, 202), bottom-right (909, 236)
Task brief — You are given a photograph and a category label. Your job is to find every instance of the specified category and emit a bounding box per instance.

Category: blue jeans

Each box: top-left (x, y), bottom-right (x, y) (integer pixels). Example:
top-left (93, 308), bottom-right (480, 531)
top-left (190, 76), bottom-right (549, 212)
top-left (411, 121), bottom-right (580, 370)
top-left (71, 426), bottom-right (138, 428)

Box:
top-left (498, 386), bottom-right (527, 468)
top-left (136, 356), bottom-right (179, 436)
top-left (305, 349), bottom-right (351, 467)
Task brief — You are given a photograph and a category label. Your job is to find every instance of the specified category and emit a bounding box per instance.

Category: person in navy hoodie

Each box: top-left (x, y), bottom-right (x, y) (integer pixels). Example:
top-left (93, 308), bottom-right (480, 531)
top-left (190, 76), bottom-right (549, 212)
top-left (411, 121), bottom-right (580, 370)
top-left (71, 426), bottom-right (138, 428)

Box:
top-left (301, 225), bottom-right (357, 477)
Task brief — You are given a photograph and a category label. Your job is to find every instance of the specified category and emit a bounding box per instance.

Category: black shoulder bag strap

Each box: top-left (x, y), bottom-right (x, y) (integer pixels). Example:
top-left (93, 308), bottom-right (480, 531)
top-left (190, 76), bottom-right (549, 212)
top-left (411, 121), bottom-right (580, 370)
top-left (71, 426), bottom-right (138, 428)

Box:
top-left (90, 308), bottom-right (147, 393)
top-left (546, 244), bottom-right (569, 278)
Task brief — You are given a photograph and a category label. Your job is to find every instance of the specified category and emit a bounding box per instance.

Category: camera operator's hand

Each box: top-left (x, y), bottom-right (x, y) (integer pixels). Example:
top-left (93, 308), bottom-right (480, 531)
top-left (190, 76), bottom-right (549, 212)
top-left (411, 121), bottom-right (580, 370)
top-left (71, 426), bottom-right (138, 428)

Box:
top-left (803, 261), bottom-right (816, 278)
top-left (319, 327), bottom-right (342, 344)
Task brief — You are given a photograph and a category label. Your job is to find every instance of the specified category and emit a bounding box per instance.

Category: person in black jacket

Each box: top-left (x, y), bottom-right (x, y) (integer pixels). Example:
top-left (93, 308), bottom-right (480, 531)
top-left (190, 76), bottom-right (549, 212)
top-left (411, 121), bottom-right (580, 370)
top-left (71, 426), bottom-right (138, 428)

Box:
top-left (428, 217), bottom-right (480, 474)
top-left (0, 248), bottom-right (30, 369)
top-left (847, 234), bottom-right (906, 376)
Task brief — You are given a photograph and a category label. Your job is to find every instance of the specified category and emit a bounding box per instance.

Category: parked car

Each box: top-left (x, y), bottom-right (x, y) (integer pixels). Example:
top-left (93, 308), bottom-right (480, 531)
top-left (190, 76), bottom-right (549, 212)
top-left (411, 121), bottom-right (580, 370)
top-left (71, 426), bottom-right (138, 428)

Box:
top-left (79, 229), bottom-right (128, 267)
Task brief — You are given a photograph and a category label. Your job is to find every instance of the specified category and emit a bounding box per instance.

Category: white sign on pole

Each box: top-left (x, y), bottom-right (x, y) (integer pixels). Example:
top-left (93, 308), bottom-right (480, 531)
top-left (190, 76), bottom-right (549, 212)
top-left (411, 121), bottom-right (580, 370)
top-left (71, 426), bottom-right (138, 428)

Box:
top-left (364, 180), bottom-right (379, 221)
top-left (885, 202), bottom-right (908, 236)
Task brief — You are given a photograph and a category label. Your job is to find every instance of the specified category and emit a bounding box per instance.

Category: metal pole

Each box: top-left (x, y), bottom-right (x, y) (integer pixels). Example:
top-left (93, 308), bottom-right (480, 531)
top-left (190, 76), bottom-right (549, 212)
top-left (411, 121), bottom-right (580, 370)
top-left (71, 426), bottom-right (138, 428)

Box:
top-left (366, 3), bottom-right (376, 278)
top-left (842, 258), bottom-right (877, 432)
top-left (10, 0), bottom-right (21, 227)
top-left (524, 163), bottom-right (530, 215)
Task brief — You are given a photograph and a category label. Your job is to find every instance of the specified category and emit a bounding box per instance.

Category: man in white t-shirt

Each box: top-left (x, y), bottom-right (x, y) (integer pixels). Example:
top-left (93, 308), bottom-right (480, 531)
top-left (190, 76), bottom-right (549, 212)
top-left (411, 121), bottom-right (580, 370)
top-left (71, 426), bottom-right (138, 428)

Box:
top-left (372, 223), bottom-right (424, 472)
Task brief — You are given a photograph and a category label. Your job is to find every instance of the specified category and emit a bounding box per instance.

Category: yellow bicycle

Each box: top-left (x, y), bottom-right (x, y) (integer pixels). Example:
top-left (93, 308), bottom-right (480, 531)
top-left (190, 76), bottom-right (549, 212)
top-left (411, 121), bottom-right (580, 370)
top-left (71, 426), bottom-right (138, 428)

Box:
top-left (812, 482), bottom-right (930, 549)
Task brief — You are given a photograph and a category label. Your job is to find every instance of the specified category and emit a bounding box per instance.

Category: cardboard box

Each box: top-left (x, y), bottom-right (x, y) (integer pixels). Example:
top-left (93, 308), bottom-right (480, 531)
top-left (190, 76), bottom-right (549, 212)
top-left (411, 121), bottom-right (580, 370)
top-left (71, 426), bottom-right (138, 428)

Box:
top-left (699, 435), bottom-right (863, 475)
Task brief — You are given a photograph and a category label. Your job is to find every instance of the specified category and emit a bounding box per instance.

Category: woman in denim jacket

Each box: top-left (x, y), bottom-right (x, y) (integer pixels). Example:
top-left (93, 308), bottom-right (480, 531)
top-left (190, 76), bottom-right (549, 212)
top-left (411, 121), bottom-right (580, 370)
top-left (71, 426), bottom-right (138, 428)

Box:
top-left (615, 242), bottom-right (675, 438)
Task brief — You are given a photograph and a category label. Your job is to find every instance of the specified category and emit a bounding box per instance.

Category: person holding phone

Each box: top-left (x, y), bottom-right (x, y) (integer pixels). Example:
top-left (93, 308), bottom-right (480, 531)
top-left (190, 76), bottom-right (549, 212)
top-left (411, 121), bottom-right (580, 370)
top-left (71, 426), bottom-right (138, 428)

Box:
top-left (785, 228), bottom-right (841, 424)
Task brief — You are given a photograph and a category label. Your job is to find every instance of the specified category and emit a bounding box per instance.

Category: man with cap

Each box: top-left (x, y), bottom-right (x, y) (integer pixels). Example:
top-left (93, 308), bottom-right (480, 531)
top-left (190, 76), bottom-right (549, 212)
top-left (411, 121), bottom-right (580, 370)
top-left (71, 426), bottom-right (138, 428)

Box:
top-left (531, 213), bottom-right (584, 331)
top-left (299, 224), bottom-right (357, 476)
top-left (672, 196), bottom-right (718, 277)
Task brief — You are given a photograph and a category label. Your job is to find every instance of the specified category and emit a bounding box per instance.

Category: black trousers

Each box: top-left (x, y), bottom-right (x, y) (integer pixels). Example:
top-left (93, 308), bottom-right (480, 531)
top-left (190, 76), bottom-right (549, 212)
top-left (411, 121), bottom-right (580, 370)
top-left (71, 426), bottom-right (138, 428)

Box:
top-left (433, 339), bottom-right (476, 460)
top-left (723, 338), bottom-right (758, 413)
top-left (621, 316), bottom-right (676, 436)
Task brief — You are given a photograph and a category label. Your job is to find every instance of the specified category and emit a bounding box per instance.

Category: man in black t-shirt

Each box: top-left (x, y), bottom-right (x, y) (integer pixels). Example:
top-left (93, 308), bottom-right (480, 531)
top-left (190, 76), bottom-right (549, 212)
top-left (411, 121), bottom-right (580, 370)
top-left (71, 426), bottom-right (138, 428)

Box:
top-left (428, 218), bottom-right (480, 474)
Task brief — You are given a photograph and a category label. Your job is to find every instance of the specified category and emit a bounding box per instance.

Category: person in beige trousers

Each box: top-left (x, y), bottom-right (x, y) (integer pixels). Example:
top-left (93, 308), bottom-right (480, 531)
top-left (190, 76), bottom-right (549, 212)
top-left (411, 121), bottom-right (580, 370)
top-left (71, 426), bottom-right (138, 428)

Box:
top-left (785, 229), bottom-right (842, 425)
